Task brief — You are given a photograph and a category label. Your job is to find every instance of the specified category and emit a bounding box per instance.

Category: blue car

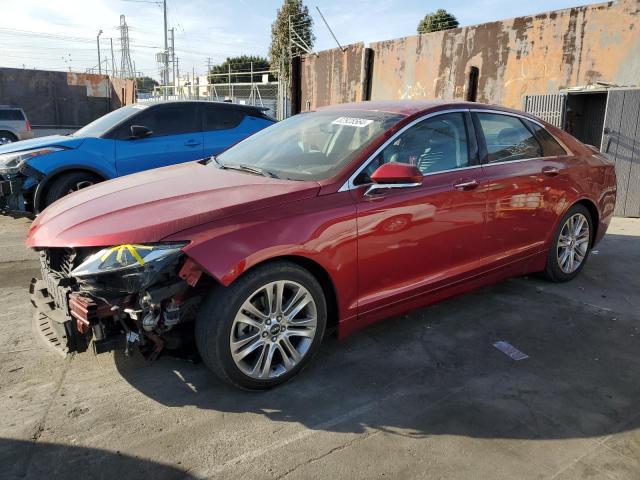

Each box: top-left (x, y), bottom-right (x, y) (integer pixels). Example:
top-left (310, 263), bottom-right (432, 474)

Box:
top-left (0, 101), bottom-right (275, 213)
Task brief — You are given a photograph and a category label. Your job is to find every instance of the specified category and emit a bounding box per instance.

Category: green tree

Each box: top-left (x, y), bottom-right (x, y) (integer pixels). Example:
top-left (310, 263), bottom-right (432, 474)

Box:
top-left (269, 0), bottom-right (315, 84)
top-left (207, 55), bottom-right (273, 84)
top-left (132, 76), bottom-right (159, 93)
top-left (417, 9), bottom-right (459, 34)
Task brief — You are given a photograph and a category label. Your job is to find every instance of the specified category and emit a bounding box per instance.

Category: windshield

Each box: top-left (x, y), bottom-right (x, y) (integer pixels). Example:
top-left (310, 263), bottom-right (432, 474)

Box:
top-left (73, 104), bottom-right (148, 138)
top-left (214, 110), bottom-right (403, 181)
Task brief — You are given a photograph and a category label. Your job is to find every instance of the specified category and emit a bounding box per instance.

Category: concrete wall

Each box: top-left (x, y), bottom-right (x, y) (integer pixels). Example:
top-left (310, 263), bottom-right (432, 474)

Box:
top-left (299, 0), bottom-right (639, 110)
top-left (0, 68), bottom-right (136, 127)
top-left (300, 43), bottom-right (366, 110)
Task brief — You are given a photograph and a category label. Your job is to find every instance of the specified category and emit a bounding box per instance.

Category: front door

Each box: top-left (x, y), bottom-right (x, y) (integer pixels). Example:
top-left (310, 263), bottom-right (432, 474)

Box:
top-left (354, 111), bottom-right (487, 318)
top-left (115, 104), bottom-right (203, 176)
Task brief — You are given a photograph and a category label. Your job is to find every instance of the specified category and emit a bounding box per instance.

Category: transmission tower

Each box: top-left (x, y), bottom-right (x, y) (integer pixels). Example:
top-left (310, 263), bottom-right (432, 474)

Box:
top-left (118, 15), bottom-right (134, 78)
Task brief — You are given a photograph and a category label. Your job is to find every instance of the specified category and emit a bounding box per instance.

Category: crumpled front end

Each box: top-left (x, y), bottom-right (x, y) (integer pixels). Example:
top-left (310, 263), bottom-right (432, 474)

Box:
top-left (0, 164), bottom-right (42, 214)
top-left (29, 243), bottom-right (208, 360)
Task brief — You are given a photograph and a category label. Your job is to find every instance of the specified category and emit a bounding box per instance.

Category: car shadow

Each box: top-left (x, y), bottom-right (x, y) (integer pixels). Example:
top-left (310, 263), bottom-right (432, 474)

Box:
top-left (0, 437), bottom-right (198, 480)
top-left (113, 232), bottom-right (640, 442)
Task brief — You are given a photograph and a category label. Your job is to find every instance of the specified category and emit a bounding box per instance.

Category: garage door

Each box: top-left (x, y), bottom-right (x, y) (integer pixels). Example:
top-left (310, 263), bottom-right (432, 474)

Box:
top-left (602, 88), bottom-right (640, 217)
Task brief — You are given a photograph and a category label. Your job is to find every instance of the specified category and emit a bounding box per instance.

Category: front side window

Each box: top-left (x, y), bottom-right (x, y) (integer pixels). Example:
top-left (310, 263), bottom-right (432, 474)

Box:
top-left (477, 112), bottom-right (542, 163)
top-left (142, 105), bottom-right (199, 137)
top-left (214, 110), bottom-right (403, 181)
top-left (355, 112), bottom-right (471, 184)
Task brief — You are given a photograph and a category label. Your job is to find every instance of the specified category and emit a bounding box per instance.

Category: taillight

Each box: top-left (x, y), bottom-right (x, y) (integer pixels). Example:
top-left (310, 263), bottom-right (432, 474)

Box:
top-left (25, 120), bottom-right (31, 131)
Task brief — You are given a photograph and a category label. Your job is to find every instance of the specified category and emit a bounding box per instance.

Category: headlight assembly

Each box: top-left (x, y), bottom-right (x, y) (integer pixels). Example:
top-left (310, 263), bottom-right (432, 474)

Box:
top-left (0, 147), bottom-right (66, 174)
top-left (71, 242), bottom-right (188, 293)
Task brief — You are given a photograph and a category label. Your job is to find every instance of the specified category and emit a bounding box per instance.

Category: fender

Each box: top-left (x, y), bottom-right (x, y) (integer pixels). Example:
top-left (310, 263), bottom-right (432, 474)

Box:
top-left (165, 191), bottom-right (360, 326)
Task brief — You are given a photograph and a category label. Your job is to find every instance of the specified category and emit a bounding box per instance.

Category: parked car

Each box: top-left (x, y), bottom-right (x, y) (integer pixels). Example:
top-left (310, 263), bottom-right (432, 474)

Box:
top-left (27, 100), bottom-right (616, 389)
top-left (0, 101), bottom-right (275, 213)
top-left (0, 105), bottom-right (33, 145)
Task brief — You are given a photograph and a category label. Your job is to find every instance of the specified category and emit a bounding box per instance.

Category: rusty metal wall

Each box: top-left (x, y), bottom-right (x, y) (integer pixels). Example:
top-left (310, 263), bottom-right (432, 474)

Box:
top-left (370, 0), bottom-right (640, 108)
top-left (300, 43), bottom-right (365, 110)
top-left (0, 68), bottom-right (135, 127)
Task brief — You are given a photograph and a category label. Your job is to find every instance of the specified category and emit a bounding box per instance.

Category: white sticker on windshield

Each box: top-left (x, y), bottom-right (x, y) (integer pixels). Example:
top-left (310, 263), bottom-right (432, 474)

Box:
top-left (332, 117), bottom-right (374, 128)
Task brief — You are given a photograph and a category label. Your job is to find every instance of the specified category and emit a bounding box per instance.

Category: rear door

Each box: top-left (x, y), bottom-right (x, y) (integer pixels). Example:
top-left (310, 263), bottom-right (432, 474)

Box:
top-left (201, 105), bottom-right (271, 157)
top-left (474, 111), bottom-right (568, 268)
top-left (114, 104), bottom-right (203, 176)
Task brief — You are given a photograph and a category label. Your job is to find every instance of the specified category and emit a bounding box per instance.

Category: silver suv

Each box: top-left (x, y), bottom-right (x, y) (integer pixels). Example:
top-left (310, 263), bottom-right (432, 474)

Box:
top-left (0, 106), bottom-right (34, 144)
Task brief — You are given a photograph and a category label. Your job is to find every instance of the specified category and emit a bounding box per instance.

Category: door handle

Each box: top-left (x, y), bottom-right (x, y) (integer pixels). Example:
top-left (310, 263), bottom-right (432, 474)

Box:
top-left (453, 179), bottom-right (479, 191)
top-left (184, 140), bottom-right (201, 147)
top-left (542, 166), bottom-right (559, 177)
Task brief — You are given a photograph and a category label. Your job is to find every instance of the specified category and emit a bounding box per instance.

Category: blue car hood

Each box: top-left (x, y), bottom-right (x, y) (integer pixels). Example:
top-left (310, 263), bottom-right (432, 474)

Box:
top-left (0, 135), bottom-right (86, 154)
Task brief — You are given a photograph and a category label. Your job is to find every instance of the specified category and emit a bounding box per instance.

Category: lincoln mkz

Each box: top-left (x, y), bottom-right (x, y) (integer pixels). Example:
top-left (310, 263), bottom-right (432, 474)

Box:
top-left (26, 100), bottom-right (617, 389)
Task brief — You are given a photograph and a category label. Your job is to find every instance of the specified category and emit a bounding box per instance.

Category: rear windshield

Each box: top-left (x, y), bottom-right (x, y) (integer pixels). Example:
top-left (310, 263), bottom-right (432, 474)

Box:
top-left (214, 110), bottom-right (403, 181)
top-left (0, 109), bottom-right (25, 121)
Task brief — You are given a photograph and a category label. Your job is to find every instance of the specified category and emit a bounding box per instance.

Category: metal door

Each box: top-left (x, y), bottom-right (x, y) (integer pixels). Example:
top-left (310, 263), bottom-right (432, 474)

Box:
top-left (602, 88), bottom-right (640, 217)
top-left (523, 94), bottom-right (567, 128)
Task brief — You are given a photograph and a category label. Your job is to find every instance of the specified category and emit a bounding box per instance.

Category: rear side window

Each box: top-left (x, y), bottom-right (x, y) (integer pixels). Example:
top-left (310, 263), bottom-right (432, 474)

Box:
top-left (0, 109), bottom-right (25, 121)
top-left (524, 120), bottom-right (567, 156)
top-left (477, 113), bottom-right (542, 163)
top-left (203, 107), bottom-right (245, 131)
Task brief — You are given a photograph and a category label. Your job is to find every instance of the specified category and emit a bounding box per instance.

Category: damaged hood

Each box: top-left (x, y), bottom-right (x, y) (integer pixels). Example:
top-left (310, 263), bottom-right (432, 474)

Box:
top-left (27, 161), bottom-right (320, 248)
top-left (0, 135), bottom-right (85, 154)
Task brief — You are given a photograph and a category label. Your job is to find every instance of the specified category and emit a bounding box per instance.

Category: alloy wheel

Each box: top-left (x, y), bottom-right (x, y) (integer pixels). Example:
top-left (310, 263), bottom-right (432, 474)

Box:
top-left (0, 137), bottom-right (13, 145)
top-left (230, 280), bottom-right (318, 379)
top-left (67, 180), bottom-right (94, 194)
top-left (556, 213), bottom-right (590, 274)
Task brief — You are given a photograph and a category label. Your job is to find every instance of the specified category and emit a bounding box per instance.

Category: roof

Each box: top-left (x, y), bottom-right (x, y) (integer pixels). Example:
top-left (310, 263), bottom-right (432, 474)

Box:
top-left (135, 100), bottom-right (268, 112)
top-left (317, 99), bottom-right (534, 118)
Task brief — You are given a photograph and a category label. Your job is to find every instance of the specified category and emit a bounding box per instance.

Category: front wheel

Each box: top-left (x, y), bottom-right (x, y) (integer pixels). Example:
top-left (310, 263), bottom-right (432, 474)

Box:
top-left (43, 171), bottom-right (102, 208)
top-left (195, 261), bottom-right (327, 390)
top-left (543, 204), bottom-right (593, 282)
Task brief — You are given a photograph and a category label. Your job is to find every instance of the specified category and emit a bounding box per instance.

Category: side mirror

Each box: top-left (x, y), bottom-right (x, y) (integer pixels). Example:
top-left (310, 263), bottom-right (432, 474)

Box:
top-left (366, 163), bottom-right (423, 195)
top-left (130, 125), bottom-right (152, 139)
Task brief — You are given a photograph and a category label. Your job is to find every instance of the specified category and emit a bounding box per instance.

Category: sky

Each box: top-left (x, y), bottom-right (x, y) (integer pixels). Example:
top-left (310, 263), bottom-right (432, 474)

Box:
top-left (0, 0), bottom-right (601, 81)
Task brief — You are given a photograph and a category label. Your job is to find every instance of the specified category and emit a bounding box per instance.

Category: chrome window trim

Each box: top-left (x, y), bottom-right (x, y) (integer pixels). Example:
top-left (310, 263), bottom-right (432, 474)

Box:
top-left (338, 108), bottom-right (470, 192)
top-left (338, 107), bottom-right (573, 192)
top-left (471, 108), bottom-right (573, 157)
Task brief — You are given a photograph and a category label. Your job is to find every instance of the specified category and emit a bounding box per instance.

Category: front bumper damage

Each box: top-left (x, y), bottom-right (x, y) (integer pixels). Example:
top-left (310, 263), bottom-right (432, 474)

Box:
top-left (29, 247), bottom-right (206, 360)
top-left (0, 165), bottom-right (43, 214)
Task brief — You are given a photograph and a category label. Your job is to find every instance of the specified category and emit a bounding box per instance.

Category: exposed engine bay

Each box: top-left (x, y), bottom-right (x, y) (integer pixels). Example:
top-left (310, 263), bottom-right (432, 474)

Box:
top-left (29, 243), bottom-right (207, 361)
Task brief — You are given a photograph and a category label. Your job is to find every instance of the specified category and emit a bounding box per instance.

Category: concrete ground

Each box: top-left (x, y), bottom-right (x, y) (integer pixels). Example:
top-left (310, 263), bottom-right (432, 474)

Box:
top-left (1, 216), bottom-right (639, 480)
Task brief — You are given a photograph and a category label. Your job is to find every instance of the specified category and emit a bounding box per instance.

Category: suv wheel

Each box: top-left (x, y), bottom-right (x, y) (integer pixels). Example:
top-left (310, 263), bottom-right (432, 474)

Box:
top-left (195, 261), bottom-right (327, 390)
top-left (44, 172), bottom-right (102, 208)
top-left (0, 131), bottom-right (17, 145)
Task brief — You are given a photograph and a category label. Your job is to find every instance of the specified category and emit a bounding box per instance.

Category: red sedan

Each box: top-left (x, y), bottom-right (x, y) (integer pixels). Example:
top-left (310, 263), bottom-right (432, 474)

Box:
top-left (27, 100), bottom-right (617, 389)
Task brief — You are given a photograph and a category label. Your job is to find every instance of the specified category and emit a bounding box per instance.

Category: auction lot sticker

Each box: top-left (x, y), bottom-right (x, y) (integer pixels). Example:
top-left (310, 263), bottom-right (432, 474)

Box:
top-left (332, 117), bottom-right (374, 127)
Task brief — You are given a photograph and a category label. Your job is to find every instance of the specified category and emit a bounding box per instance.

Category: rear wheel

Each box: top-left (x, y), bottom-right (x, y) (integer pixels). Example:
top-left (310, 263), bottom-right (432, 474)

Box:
top-left (43, 171), bottom-right (102, 208)
top-left (543, 204), bottom-right (593, 282)
top-left (0, 131), bottom-right (17, 145)
top-left (195, 261), bottom-right (327, 390)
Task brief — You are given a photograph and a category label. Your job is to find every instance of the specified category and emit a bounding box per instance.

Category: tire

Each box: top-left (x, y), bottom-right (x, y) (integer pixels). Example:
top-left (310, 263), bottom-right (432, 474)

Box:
top-left (0, 131), bottom-right (17, 145)
top-left (543, 204), bottom-right (593, 282)
top-left (43, 172), bottom-right (102, 208)
top-left (195, 261), bottom-right (327, 390)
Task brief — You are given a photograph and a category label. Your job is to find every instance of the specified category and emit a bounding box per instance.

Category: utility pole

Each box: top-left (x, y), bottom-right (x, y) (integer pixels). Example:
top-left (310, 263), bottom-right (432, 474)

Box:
top-left (110, 38), bottom-right (117, 77)
top-left (163, 0), bottom-right (169, 87)
top-left (170, 27), bottom-right (175, 92)
top-left (192, 66), bottom-right (196, 99)
top-left (97, 29), bottom-right (103, 75)
top-left (176, 57), bottom-right (180, 98)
